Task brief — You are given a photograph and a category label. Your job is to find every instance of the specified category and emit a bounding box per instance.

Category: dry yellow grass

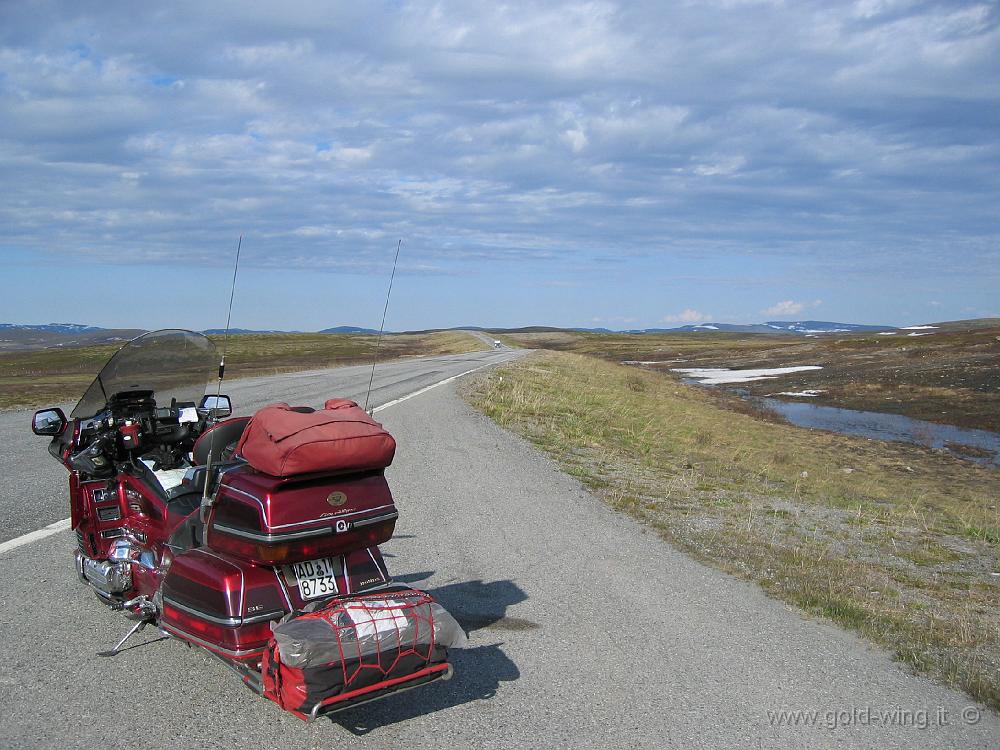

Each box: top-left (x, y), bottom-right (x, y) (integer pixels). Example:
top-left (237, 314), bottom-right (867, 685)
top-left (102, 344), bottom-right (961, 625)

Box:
top-left (467, 350), bottom-right (1000, 708)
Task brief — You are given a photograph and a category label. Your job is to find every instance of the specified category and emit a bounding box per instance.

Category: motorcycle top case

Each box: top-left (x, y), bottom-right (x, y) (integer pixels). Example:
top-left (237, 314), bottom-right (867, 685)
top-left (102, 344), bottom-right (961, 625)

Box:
top-left (262, 587), bottom-right (467, 719)
top-left (206, 463), bottom-right (398, 564)
top-left (236, 399), bottom-right (395, 478)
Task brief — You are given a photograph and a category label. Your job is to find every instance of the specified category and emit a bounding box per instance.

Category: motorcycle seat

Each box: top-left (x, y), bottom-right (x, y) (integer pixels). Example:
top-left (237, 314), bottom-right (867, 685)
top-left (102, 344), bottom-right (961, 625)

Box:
top-left (165, 489), bottom-right (202, 517)
top-left (193, 416), bottom-right (252, 466)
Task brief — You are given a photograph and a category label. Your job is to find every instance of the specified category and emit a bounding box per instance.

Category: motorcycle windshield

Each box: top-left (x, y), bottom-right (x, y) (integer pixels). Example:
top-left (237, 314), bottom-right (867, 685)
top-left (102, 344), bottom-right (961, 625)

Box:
top-left (71, 330), bottom-right (218, 419)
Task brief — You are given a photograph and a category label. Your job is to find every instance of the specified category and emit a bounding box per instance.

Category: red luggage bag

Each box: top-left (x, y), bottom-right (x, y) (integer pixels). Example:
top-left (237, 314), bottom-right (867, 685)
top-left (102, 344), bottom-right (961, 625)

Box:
top-left (261, 588), bottom-right (465, 720)
top-left (236, 399), bottom-right (395, 478)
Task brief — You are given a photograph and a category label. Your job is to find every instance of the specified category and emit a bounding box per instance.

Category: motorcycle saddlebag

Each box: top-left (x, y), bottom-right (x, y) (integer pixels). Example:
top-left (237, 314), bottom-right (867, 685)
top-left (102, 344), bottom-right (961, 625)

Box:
top-left (236, 399), bottom-right (395, 478)
top-left (159, 548), bottom-right (288, 662)
top-left (159, 547), bottom-right (393, 661)
top-left (261, 587), bottom-right (467, 720)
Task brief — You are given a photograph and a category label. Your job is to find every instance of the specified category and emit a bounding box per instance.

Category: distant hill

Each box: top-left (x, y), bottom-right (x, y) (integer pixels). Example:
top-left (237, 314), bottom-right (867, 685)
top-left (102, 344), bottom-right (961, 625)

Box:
top-left (4, 318), bottom-right (991, 353)
top-left (925, 318), bottom-right (1000, 332)
top-left (0, 323), bottom-right (146, 352)
top-left (475, 321), bottom-right (897, 336)
top-left (0, 322), bottom-right (105, 334)
top-left (317, 325), bottom-right (383, 334)
top-left (631, 320), bottom-right (896, 335)
top-left (201, 328), bottom-right (299, 334)
top-left (763, 320), bottom-right (894, 334)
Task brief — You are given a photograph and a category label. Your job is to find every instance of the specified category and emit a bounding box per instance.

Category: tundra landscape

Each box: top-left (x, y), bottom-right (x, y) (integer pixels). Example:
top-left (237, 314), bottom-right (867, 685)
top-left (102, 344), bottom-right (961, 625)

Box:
top-left (470, 320), bottom-right (1000, 708)
top-left (3, 1), bottom-right (999, 747)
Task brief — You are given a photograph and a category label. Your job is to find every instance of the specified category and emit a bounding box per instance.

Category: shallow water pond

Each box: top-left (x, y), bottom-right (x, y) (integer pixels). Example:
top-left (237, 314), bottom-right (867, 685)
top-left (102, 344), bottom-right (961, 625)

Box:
top-left (758, 397), bottom-right (1000, 467)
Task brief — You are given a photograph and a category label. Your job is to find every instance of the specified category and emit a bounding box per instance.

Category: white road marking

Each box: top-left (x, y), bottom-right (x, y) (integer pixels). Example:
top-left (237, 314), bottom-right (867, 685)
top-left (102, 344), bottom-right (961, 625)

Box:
top-left (372, 360), bottom-right (500, 413)
top-left (0, 518), bottom-right (71, 555)
top-left (1, 358), bottom-right (508, 556)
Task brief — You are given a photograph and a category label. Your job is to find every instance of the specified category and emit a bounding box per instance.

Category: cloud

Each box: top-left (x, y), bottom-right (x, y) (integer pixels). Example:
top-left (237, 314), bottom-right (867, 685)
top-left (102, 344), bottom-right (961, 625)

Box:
top-left (762, 300), bottom-right (806, 317)
top-left (663, 309), bottom-right (711, 323)
top-left (0, 1), bottom-right (997, 328)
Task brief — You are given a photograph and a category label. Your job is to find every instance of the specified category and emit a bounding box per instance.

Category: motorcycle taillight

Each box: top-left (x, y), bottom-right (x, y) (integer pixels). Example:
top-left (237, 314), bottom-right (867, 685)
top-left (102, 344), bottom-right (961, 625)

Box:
top-left (161, 602), bottom-right (274, 659)
top-left (208, 520), bottom-right (396, 565)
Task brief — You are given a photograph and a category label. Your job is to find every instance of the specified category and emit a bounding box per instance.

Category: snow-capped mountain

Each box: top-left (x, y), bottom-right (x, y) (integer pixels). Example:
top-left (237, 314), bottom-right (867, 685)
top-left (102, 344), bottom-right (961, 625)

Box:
top-left (762, 320), bottom-right (893, 334)
top-left (0, 322), bottom-right (105, 334)
top-left (0, 323), bottom-right (145, 351)
top-left (629, 320), bottom-right (896, 335)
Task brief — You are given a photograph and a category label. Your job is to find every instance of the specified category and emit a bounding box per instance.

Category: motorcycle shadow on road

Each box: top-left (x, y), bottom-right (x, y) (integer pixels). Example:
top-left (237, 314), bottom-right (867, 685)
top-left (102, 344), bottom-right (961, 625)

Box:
top-left (331, 578), bottom-right (528, 735)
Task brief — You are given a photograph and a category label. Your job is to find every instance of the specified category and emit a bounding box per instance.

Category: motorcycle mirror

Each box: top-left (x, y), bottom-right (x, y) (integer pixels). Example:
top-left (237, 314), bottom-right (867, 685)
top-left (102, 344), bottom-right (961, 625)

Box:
top-left (199, 394), bottom-right (232, 418)
top-left (31, 408), bottom-right (67, 436)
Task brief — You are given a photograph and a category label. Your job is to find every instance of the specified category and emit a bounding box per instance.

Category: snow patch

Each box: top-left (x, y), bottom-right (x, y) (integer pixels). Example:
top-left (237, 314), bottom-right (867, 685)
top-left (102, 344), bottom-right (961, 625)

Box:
top-left (907, 332), bottom-right (933, 337)
top-left (775, 390), bottom-right (826, 397)
top-left (900, 325), bottom-right (938, 330)
top-left (673, 365), bottom-right (823, 384)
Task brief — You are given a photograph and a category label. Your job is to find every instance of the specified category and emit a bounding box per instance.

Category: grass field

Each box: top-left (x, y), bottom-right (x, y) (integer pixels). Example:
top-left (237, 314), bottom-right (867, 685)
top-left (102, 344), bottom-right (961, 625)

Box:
top-left (494, 321), bottom-right (1000, 432)
top-left (467, 351), bottom-right (1000, 708)
top-left (0, 330), bottom-right (485, 410)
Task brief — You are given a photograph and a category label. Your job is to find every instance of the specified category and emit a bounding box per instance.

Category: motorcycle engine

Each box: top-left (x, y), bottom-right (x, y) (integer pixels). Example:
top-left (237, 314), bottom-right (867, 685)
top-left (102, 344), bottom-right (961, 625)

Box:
top-left (75, 538), bottom-right (157, 598)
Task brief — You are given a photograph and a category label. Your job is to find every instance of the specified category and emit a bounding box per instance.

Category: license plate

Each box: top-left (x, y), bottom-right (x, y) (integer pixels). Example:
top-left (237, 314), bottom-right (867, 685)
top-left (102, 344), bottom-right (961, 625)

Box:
top-left (286, 556), bottom-right (341, 600)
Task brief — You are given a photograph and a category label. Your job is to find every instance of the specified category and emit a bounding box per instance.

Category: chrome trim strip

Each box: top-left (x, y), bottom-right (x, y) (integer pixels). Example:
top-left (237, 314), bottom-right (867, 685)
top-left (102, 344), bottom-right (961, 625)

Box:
top-left (271, 503), bottom-right (396, 529)
top-left (242, 610), bottom-right (286, 625)
top-left (163, 595), bottom-right (282, 626)
top-left (162, 596), bottom-right (241, 626)
top-left (352, 512), bottom-right (398, 529)
top-left (212, 524), bottom-right (330, 542)
top-left (97, 506), bottom-right (122, 521)
top-left (212, 511), bottom-right (398, 543)
top-left (160, 622), bottom-right (265, 658)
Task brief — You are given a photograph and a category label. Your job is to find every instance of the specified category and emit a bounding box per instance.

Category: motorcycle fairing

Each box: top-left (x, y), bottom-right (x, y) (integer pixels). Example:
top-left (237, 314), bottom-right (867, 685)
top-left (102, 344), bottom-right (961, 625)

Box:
top-left (71, 330), bottom-right (216, 419)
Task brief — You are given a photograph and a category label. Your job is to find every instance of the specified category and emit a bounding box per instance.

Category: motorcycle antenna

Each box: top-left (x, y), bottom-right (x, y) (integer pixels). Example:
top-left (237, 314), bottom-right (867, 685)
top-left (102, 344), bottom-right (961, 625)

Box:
top-left (217, 233), bottom-right (243, 386)
top-left (201, 233), bottom-right (243, 518)
top-left (363, 238), bottom-right (402, 413)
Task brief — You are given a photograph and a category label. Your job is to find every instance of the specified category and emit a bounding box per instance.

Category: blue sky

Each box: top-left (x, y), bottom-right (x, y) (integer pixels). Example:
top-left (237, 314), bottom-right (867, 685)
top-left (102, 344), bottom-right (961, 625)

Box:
top-left (1, 1), bottom-right (997, 331)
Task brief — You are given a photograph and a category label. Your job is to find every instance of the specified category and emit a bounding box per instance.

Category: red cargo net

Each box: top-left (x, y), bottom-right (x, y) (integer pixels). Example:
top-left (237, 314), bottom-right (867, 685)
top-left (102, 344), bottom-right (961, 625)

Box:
top-left (262, 589), bottom-right (451, 719)
top-left (331, 591), bottom-right (436, 681)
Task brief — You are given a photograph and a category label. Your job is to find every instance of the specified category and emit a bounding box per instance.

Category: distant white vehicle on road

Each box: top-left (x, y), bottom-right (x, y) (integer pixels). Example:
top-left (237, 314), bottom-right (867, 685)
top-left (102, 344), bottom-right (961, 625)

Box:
top-left (493, 339), bottom-right (502, 348)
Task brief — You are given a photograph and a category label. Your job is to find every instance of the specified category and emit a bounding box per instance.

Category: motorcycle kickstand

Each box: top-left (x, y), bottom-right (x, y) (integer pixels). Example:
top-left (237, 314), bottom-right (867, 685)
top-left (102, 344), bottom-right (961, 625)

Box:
top-left (98, 620), bottom-right (166, 657)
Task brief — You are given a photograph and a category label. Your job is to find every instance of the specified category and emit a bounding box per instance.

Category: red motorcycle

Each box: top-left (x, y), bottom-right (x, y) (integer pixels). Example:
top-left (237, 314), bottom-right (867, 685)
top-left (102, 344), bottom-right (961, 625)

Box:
top-left (31, 329), bottom-right (465, 720)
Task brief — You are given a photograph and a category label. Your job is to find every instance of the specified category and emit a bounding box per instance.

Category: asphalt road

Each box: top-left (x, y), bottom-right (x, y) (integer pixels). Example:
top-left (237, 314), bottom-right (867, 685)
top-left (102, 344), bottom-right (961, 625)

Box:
top-left (1, 347), bottom-right (997, 748)
top-left (0, 344), bottom-right (515, 543)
